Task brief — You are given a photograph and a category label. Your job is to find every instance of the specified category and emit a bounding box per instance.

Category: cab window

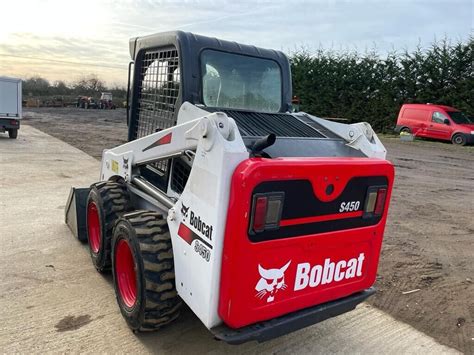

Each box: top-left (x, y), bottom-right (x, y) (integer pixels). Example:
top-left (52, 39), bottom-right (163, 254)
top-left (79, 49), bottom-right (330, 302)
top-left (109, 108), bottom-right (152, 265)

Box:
top-left (432, 111), bottom-right (449, 124)
top-left (201, 50), bottom-right (282, 112)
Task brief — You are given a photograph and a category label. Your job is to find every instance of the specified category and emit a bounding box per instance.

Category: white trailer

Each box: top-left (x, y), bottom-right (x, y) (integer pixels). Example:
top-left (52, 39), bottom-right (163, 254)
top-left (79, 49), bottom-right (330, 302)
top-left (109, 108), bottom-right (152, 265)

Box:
top-left (0, 76), bottom-right (22, 139)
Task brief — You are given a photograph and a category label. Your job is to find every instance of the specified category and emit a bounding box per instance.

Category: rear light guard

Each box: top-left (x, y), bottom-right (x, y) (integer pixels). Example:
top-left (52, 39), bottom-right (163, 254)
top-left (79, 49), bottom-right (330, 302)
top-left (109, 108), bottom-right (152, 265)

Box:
top-left (248, 180), bottom-right (389, 240)
top-left (249, 192), bottom-right (285, 234)
top-left (363, 185), bottom-right (388, 219)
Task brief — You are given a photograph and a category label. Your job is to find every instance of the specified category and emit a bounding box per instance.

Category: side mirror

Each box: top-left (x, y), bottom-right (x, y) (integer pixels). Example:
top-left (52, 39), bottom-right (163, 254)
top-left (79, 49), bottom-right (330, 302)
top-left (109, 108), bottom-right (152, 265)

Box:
top-left (444, 119), bottom-right (450, 125)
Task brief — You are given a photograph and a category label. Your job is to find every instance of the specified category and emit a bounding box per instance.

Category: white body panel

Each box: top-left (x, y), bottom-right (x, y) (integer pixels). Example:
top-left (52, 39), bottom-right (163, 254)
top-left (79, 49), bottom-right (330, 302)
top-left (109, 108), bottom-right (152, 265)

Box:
top-left (101, 109), bottom-right (248, 328)
top-left (300, 113), bottom-right (387, 159)
top-left (167, 121), bottom-right (247, 327)
top-left (98, 102), bottom-right (387, 329)
top-left (0, 77), bottom-right (22, 119)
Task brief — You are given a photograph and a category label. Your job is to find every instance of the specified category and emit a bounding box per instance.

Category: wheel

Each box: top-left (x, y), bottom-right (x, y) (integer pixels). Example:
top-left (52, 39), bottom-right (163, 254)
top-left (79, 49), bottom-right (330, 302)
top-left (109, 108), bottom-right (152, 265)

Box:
top-left (8, 129), bottom-right (18, 139)
top-left (400, 127), bottom-right (411, 134)
top-left (452, 133), bottom-right (466, 146)
top-left (86, 181), bottom-right (131, 272)
top-left (112, 210), bottom-right (182, 331)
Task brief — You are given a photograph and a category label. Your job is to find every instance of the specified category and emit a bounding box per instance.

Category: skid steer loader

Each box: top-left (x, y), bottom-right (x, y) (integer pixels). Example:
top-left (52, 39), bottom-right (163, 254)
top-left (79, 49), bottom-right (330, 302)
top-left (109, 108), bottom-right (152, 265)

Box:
top-left (65, 31), bottom-right (394, 344)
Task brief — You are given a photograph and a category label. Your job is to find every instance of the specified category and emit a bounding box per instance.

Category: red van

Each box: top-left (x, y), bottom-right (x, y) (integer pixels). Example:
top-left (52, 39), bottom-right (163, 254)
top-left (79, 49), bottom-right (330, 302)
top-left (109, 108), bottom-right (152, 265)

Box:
top-left (395, 104), bottom-right (474, 145)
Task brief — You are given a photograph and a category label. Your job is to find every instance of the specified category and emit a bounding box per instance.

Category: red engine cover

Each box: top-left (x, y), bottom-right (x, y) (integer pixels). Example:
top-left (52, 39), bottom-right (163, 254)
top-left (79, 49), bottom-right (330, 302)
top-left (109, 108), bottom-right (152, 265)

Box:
top-left (218, 157), bottom-right (394, 328)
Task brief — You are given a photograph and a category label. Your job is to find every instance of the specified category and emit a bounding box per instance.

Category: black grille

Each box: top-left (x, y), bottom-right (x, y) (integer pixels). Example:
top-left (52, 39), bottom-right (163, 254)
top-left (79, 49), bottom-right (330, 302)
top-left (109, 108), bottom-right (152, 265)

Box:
top-left (296, 114), bottom-right (341, 139)
top-left (216, 110), bottom-right (326, 138)
top-left (171, 158), bottom-right (191, 194)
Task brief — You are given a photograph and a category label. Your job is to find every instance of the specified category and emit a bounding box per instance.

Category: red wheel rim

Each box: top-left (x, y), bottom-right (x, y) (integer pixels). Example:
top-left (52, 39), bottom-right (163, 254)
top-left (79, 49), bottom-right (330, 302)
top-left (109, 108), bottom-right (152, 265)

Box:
top-left (115, 239), bottom-right (137, 308)
top-left (87, 201), bottom-right (101, 254)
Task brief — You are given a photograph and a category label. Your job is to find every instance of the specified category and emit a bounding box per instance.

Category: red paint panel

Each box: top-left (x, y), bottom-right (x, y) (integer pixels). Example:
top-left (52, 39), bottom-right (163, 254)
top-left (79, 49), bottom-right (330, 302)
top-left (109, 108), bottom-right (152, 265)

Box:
top-left (157, 132), bottom-right (172, 145)
top-left (280, 210), bottom-right (363, 227)
top-left (177, 223), bottom-right (193, 245)
top-left (218, 157), bottom-right (394, 329)
top-left (142, 132), bottom-right (173, 152)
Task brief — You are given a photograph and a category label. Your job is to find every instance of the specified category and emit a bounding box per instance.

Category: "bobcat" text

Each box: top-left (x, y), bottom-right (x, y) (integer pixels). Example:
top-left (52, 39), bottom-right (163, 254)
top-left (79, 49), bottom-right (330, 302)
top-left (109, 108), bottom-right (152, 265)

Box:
top-left (294, 253), bottom-right (365, 291)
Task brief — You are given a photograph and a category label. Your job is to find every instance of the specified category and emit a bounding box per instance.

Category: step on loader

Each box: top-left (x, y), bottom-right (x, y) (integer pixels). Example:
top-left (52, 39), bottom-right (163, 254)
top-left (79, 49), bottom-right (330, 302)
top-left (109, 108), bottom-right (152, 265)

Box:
top-left (65, 31), bottom-right (394, 344)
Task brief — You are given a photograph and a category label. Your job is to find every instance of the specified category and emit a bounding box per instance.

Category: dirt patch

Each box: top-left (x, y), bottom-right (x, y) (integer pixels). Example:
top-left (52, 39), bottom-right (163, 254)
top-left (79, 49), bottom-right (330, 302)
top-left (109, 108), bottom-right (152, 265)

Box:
top-left (22, 107), bottom-right (128, 159)
top-left (372, 137), bottom-right (474, 354)
top-left (55, 315), bottom-right (92, 332)
top-left (23, 108), bottom-right (473, 353)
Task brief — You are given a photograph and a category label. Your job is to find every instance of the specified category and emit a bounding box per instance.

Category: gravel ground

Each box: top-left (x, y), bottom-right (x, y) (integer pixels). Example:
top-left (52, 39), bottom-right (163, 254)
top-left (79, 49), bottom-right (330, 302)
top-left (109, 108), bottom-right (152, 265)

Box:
top-left (22, 107), bottom-right (473, 353)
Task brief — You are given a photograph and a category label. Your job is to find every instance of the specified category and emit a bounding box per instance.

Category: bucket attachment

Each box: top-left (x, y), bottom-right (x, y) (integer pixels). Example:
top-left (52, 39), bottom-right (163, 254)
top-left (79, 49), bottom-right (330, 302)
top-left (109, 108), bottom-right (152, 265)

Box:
top-left (65, 187), bottom-right (90, 242)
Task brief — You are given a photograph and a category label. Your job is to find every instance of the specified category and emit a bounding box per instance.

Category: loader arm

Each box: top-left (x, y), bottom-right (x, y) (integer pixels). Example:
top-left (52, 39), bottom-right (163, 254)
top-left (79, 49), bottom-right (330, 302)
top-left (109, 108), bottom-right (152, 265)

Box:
top-left (100, 111), bottom-right (241, 184)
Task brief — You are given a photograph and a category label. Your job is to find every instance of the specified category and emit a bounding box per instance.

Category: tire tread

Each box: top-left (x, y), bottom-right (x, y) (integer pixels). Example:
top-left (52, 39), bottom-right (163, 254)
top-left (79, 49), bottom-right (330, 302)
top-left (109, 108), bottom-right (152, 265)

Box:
top-left (123, 210), bottom-right (182, 331)
top-left (91, 181), bottom-right (130, 271)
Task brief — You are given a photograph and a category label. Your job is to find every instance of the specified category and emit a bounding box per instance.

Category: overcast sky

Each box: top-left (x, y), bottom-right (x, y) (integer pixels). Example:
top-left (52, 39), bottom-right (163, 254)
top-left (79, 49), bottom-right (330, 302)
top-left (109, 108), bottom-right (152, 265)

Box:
top-left (0, 0), bottom-right (472, 86)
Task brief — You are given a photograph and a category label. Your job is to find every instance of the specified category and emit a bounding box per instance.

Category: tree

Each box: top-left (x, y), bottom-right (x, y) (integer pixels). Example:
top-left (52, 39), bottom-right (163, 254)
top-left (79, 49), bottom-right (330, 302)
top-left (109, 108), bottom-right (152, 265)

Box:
top-left (290, 37), bottom-right (473, 132)
top-left (72, 75), bottom-right (106, 95)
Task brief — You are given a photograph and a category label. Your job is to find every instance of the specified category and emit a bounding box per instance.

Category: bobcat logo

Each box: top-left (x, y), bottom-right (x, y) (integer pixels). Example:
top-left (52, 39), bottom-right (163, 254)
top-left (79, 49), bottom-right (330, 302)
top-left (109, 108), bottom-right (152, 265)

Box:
top-left (123, 157), bottom-right (129, 170)
top-left (255, 261), bottom-right (291, 303)
top-left (181, 203), bottom-right (190, 219)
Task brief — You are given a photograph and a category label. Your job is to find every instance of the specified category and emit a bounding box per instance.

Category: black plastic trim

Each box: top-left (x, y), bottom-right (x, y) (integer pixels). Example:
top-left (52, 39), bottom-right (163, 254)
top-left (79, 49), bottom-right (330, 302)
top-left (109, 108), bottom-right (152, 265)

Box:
top-left (249, 177), bottom-right (387, 242)
top-left (459, 132), bottom-right (474, 144)
top-left (211, 287), bottom-right (375, 344)
top-left (0, 118), bottom-right (20, 130)
top-left (126, 61), bottom-right (134, 126)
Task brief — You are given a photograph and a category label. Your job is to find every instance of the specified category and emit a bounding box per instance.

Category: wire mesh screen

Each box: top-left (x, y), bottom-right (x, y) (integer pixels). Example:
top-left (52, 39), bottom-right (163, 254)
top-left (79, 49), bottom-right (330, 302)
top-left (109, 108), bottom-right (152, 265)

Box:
top-left (135, 47), bottom-right (180, 173)
top-left (136, 47), bottom-right (180, 139)
top-left (170, 158), bottom-right (191, 194)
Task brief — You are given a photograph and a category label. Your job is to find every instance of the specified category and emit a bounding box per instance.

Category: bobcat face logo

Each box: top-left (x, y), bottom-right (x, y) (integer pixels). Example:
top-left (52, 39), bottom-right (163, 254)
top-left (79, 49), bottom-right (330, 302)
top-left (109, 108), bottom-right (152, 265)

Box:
top-left (255, 261), bottom-right (291, 303)
top-left (181, 203), bottom-right (190, 219)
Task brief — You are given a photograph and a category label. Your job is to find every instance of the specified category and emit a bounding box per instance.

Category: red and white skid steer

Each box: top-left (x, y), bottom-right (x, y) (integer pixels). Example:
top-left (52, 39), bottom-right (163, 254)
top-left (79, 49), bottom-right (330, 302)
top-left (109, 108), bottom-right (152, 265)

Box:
top-left (65, 31), bottom-right (394, 344)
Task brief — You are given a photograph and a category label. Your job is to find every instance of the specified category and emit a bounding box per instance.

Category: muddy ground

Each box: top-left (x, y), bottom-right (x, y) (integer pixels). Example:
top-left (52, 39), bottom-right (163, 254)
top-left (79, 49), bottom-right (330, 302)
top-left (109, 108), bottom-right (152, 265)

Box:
top-left (22, 107), bottom-right (473, 353)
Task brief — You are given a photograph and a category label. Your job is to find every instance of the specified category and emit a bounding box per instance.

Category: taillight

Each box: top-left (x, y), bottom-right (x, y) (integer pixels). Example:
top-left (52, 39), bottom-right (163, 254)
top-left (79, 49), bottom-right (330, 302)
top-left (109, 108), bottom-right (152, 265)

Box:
top-left (250, 192), bottom-right (284, 233)
top-left (363, 186), bottom-right (388, 218)
top-left (374, 188), bottom-right (387, 215)
top-left (253, 197), bottom-right (268, 232)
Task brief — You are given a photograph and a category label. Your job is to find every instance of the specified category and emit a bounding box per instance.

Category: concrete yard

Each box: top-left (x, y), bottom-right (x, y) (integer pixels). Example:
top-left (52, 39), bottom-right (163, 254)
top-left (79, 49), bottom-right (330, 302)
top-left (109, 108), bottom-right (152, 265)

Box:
top-left (0, 126), bottom-right (460, 353)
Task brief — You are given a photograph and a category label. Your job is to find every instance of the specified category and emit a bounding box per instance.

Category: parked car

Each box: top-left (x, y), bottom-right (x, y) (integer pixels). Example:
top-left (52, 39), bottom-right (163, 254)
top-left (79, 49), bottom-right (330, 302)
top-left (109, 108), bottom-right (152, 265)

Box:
top-left (395, 104), bottom-right (474, 145)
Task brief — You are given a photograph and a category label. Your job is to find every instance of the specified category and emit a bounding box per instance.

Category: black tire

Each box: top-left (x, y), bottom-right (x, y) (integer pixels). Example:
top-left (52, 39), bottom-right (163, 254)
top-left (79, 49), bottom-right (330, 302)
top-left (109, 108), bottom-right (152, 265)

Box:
top-left (8, 129), bottom-right (18, 139)
top-left (86, 181), bottom-right (131, 272)
top-left (452, 133), bottom-right (466, 146)
top-left (400, 127), bottom-right (411, 134)
top-left (112, 210), bottom-right (182, 332)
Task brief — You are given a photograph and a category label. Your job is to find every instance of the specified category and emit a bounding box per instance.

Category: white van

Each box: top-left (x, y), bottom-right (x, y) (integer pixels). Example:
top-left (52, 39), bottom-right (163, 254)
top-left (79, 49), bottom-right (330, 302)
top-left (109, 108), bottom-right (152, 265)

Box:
top-left (0, 76), bottom-right (22, 139)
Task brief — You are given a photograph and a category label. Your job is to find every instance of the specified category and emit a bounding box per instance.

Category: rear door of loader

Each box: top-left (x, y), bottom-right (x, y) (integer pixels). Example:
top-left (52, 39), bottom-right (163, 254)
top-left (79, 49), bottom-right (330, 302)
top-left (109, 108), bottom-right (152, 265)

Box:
top-left (218, 157), bottom-right (394, 328)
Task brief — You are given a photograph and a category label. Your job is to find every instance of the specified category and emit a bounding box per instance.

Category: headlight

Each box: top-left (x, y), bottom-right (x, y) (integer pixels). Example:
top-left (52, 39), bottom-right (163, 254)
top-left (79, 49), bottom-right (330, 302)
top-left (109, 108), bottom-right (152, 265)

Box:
top-left (471, 131), bottom-right (474, 135)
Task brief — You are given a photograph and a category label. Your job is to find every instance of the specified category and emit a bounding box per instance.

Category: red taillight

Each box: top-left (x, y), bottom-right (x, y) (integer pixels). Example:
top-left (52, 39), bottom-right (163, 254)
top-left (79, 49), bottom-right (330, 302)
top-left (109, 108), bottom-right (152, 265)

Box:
top-left (251, 193), bottom-right (284, 233)
top-left (253, 197), bottom-right (268, 232)
top-left (363, 186), bottom-right (388, 218)
top-left (374, 188), bottom-right (387, 215)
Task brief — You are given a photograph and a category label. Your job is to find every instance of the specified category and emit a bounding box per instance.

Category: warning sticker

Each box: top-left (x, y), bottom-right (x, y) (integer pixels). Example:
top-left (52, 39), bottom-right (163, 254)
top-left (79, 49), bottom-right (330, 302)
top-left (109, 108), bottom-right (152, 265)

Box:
top-left (111, 160), bottom-right (119, 173)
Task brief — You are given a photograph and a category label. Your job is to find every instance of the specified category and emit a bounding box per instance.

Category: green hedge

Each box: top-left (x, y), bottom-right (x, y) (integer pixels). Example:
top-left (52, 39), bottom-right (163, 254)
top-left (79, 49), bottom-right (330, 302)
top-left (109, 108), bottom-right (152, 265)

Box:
top-left (290, 37), bottom-right (473, 132)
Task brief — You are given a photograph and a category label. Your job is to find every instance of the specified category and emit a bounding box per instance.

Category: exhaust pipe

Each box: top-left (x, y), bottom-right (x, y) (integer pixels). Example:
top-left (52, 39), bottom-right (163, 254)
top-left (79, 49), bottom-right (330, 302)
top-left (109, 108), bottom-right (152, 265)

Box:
top-left (251, 134), bottom-right (276, 156)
